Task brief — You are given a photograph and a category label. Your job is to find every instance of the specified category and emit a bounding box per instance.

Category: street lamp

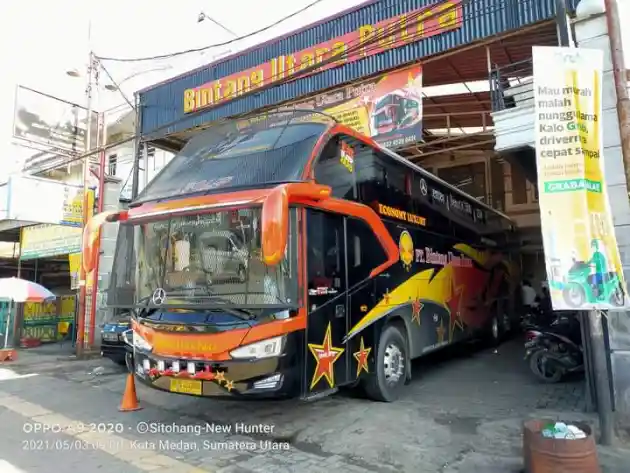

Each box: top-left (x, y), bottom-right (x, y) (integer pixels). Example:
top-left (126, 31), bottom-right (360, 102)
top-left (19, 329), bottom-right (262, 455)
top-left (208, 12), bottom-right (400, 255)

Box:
top-left (197, 12), bottom-right (238, 37)
top-left (103, 65), bottom-right (174, 92)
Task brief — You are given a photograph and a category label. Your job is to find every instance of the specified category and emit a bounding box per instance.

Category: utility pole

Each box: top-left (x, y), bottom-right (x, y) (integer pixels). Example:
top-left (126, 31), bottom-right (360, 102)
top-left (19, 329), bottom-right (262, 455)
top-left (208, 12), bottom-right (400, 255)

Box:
top-left (76, 50), bottom-right (96, 355)
top-left (131, 93), bottom-right (142, 200)
top-left (588, 311), bottom-right (615, 445)
top-left (555, 0), bottom-right (572, 46)
top-left (604, 0), bottom-right (630, 195)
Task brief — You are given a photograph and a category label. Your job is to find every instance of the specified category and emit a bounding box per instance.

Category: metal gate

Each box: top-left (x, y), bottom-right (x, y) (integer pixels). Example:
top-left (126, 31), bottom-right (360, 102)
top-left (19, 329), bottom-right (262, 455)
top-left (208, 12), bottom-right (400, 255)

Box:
top-left (0, 301), bottom-right (13, 349)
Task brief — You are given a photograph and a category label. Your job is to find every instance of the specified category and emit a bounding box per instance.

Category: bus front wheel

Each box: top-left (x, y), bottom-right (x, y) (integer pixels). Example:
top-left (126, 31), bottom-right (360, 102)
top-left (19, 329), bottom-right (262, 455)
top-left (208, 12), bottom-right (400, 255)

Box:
top-left (363, 324), bottom-right (408, 402)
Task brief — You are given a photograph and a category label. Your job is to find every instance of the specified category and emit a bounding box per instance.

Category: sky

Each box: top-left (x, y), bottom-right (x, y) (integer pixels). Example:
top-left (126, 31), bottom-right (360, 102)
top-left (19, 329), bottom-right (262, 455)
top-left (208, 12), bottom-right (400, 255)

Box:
top-left (0, 0), bottom-right (629, 175)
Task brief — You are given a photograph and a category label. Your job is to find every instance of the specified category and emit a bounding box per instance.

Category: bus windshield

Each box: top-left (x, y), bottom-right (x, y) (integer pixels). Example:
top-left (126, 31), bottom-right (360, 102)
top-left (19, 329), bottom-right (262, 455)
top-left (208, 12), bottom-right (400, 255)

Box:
top-left (138, 110), bottom-right (335, 202)
top-left (107, 207), bottom-right (299, 311)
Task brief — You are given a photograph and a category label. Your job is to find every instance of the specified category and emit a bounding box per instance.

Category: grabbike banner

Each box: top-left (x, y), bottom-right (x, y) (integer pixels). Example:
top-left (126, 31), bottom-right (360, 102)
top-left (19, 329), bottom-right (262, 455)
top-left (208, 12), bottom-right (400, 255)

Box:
top-left (533, 46), bottom-right (629, 310)
top-left (278, 64), bottom-right (423, 149)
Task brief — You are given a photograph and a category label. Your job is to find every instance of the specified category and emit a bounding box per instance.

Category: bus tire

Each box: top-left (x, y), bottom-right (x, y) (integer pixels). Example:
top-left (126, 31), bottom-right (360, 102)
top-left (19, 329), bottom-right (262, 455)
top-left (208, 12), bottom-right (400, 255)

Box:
top-left (363, 324), bottom-right (408, 402)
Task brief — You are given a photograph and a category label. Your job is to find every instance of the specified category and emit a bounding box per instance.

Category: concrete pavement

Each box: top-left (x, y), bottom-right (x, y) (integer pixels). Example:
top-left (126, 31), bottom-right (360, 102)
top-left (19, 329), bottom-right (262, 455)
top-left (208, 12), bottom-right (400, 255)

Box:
top-left (0, 339), bottom-right (628, 472)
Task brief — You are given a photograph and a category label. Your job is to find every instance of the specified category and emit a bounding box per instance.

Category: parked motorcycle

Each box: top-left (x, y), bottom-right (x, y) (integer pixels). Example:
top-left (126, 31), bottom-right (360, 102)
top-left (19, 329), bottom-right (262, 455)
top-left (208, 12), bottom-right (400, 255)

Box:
top-left (524, 315), bottom-right (583, 383)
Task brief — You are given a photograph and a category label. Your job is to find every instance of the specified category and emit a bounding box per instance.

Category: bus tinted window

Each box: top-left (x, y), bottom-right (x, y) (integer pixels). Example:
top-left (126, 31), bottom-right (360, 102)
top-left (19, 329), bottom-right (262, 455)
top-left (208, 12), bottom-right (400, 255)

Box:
top-left (346, 218), bottom-right (388, 284)
top-left (139, 119), bottom-right (327, 201)
top-left (307, 210), bottom-right (346, 302)
top-left (315, 137), bottom-right (356, 200)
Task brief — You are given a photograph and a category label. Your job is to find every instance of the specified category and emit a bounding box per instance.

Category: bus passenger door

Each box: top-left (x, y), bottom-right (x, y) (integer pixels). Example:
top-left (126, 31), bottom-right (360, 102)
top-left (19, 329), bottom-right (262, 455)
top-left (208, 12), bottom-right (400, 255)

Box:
top-left (304, 210), bottom-right (350, 397)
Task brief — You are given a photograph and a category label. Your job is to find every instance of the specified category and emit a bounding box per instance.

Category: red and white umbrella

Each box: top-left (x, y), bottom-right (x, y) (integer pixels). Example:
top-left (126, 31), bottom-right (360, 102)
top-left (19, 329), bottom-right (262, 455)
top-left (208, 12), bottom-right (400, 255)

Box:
top-left (0, 277), bottom-right (56, 303)
top-left (0, 278), bottom-right (56, 349)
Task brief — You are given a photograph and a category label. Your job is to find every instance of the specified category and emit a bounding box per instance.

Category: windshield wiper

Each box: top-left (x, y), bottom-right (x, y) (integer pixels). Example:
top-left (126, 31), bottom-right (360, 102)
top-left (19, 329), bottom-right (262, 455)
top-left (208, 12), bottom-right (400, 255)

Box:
top-left (134, 293), bottom-right (257, 320)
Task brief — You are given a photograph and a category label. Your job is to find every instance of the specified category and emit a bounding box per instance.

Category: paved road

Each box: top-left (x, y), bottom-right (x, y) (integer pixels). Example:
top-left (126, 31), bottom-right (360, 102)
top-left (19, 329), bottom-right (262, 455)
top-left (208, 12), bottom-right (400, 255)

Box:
top-left (0, 339), bottom-right (628, 472)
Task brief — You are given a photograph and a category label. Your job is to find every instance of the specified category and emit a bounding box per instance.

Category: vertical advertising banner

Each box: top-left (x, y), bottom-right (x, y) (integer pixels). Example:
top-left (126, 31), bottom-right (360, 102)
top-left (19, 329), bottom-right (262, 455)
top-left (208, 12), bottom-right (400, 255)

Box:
top-left (533, 46), bottom-right (628, 310)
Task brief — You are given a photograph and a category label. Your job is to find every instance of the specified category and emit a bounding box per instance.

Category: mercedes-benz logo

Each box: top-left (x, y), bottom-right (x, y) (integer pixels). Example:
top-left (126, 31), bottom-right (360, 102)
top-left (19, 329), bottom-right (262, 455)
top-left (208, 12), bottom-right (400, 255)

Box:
top-left (152, 288), bottom-right (166, 305)
top-left (420, 179), bottom-right (428, 196)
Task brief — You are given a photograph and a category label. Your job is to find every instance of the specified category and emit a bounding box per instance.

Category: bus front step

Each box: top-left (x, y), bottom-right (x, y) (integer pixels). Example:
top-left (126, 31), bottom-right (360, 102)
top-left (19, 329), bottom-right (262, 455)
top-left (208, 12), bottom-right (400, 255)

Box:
top-left (301, 388), bottom-right (338, 402)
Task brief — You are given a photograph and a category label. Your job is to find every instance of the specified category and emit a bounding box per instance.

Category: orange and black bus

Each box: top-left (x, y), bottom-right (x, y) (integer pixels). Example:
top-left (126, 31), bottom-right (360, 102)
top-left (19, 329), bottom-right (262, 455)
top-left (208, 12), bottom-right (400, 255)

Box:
top-left (86, 110), bottom-right (519, 402)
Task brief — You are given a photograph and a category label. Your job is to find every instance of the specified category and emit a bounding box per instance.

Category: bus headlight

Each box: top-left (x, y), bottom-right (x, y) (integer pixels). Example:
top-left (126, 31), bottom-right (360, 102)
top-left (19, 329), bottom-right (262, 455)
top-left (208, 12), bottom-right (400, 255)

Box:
top-left (230, 336), bottom-right (285, 360)
top-left (132, 332), bottom-right (153, 352)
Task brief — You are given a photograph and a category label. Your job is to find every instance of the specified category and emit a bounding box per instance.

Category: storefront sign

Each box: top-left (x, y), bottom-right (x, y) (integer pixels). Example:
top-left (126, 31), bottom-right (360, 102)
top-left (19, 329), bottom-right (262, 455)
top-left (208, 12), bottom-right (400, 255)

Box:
top-left (183, 0), bottom-right (462, 113)
top-left (533, 46), bottom-right (629, 310)
top-left (22, 295), bottom-right (75, 343)
top-left (7, 176), bottom-right (94, 227)
top-left (20, 224), bottom-right (82, 260)
top-left (13, 86), bottom-right (98, 157)
top-left (281, 64), bottom-right (423, 148)
top-left (69, 253), bottom-right (81, 290)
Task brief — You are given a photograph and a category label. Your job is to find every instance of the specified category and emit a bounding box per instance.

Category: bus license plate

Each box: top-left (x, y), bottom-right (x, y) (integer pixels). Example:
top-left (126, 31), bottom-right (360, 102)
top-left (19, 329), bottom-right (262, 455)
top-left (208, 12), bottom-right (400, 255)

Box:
top-left (169, 379), bottom-right (202, 395)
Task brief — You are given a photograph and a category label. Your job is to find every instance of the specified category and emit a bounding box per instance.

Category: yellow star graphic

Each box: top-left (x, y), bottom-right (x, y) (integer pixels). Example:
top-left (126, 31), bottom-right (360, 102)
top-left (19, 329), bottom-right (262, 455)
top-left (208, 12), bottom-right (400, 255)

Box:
top-left (224, 380), bottom-right (234, 391)
top-left (407, 72), bottom-right (415, 88)
top-left (353, 337), bottom-right (371, 378)
top-left (215, 371), bottom-right (225, 383)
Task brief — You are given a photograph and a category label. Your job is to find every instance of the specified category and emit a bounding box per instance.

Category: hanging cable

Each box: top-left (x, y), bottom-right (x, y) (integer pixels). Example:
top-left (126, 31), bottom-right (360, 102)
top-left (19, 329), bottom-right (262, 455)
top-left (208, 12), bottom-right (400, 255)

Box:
top-left (98, 62), bottom-right (136, 110)
top-left (33, 0), bottom-right (484, 175)
top-left (139, 0), bottom-right (473, 137)
top-left (96, 0), bottom-right (328, 62)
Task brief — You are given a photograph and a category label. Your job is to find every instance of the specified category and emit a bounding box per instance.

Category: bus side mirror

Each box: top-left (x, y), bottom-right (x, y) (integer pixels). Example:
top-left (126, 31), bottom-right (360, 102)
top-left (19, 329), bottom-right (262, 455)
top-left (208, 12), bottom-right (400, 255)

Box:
top-left (261, 183), bottom-right (331, 267)
top-left (83, 210), bottom-right (128, 273)
top-left (261, 186), bottom-right (289, 266)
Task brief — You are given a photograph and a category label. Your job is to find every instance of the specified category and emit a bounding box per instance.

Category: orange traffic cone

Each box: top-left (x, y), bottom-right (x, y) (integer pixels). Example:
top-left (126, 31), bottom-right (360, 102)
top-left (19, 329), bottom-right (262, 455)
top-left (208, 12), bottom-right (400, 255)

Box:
top-left (0, 349), bottom-right (16, 362)
top-left (119, 373), bottom-right (142, 412)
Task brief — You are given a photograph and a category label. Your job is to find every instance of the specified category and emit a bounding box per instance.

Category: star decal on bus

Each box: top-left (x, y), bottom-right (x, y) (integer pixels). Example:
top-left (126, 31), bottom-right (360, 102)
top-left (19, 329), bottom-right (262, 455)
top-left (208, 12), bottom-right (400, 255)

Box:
top-left (353, 337), bottom-right (371, 378)
top-left (308, 322), bottom-right (345, 390)
top-left (411, 298), bottom-right (423, 326)
top-left (446, 277), bottom-right (466, 340)
top-left (383, 289), bottom-right (391, 305)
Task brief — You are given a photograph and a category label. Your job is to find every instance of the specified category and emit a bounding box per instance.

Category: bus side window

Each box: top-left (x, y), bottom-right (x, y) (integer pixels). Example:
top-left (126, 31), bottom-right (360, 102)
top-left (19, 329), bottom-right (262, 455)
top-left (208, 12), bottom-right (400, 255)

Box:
top-left (346, 218), bottom-right (388, 286)
top-left (314, 137), bottom-right (356, 200)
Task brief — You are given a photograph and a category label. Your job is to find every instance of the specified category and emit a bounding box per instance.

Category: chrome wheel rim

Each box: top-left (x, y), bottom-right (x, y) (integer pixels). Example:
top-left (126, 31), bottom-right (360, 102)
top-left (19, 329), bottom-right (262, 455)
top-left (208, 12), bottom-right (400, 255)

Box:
top-left (383, 343), bottom-right (404, 384)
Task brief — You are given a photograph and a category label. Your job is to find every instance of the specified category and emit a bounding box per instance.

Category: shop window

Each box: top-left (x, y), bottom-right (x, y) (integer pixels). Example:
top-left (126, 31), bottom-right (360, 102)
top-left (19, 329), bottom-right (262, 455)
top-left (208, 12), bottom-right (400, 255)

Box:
top-left (108, 154), bottom-right (117, 176)
top-left (346, 218), bottom-right (388, 285)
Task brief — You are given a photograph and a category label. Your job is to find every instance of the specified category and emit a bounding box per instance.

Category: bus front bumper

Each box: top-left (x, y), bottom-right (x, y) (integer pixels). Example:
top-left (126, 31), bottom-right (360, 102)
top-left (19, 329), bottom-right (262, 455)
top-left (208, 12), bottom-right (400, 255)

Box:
top-left (131, 352), bottom-right (299, 399)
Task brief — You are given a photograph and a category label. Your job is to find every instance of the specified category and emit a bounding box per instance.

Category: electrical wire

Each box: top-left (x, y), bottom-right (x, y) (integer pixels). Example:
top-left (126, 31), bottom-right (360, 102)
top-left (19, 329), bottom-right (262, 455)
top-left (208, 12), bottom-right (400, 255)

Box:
top-left (139, 0), bottom-right (474, 137)
top-left (33, 0), bottom-right (485, 175)
top-left (34, 0), bottom-right (512, 176)
top-left (96, 0), bottom-right (328, 62)
top-left (98, 63), bottom-right (136, 110)
top-left (95, 0), bottom-right (467, 115)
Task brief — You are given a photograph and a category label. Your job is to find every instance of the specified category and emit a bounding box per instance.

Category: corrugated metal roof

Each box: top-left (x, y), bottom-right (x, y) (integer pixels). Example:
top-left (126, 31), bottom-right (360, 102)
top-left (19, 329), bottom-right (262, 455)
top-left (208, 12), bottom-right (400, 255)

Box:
top-left (140, 0), bottom-right (567, 138)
